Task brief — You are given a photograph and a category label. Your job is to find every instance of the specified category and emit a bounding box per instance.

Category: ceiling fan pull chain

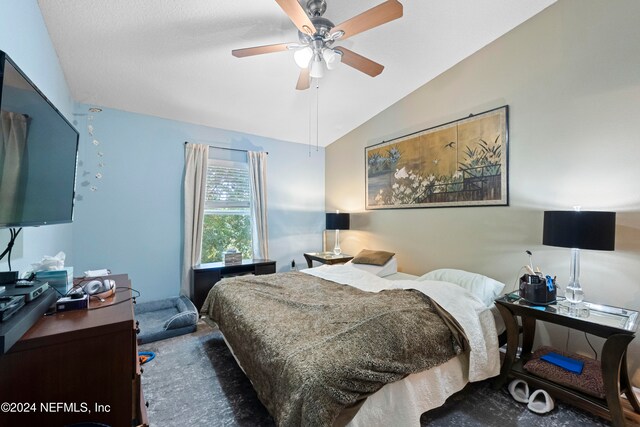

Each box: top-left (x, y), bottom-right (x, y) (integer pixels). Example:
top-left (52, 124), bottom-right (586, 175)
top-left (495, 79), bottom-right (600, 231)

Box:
top-left (308, 78), bottom-right (321, 155)
top-left (316, 80), bottom-right (320, 152)
top-left (308, 81), bottom-right (313, 157)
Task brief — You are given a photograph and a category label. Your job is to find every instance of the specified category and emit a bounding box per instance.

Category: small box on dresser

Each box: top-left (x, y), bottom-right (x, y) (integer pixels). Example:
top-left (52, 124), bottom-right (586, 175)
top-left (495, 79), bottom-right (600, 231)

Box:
top-left (224, 252), bottom-right (242, 265)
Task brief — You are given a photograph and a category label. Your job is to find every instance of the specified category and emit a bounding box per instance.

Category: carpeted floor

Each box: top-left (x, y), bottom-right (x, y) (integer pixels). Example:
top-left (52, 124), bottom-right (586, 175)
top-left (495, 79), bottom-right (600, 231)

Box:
top-left (140, 320), bottom-right (610, 426)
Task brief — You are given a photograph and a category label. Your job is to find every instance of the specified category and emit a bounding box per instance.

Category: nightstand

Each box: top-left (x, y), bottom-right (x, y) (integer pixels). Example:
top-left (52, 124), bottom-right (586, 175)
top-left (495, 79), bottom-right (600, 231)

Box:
top-left (303, 252), bottom-right (353, 268)
top-left (494, 294), bottom-right (639, 426)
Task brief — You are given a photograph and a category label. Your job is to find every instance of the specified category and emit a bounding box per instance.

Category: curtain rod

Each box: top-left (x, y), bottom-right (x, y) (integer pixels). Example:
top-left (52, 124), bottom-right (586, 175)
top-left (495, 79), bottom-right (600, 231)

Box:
top-left (184, 141), bottom-right (268, 155)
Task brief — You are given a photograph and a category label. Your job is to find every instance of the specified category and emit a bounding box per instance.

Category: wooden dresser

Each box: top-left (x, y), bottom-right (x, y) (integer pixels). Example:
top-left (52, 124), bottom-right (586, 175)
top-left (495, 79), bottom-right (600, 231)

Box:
top-left (0, 274), bottom-right (148, 426)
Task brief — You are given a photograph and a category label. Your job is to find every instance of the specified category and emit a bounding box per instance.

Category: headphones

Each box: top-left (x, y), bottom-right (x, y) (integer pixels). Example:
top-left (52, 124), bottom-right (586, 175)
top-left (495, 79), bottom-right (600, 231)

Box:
top-left (82, 278), bottom-right (116, 300)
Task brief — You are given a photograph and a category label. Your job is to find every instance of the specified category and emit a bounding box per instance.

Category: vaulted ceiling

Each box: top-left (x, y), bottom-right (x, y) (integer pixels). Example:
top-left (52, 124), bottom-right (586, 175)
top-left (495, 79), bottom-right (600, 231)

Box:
top-left (39, 0), bottom-right (555, 146)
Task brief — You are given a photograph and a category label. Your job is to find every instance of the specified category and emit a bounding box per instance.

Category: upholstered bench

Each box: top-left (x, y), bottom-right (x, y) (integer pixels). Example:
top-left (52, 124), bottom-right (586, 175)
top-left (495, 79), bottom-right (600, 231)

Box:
top-left (134, 296), bottom-right (198, 344)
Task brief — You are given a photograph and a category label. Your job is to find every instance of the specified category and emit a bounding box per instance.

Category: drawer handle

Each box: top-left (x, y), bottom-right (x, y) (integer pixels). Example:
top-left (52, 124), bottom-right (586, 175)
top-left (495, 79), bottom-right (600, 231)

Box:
top-left (140, 367), bottom-right (144, 374)
top-left (145, 401), bottom-right (149, 408)
top-left (136, 320), bottom-right (140, 328)
top-left (136, 327), bottom-right (141, 334)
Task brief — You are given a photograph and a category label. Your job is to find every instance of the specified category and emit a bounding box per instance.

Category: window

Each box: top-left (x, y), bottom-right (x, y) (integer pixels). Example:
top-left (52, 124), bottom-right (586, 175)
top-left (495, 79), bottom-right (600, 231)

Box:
top-left (201, 158), bottom-right (253, 263)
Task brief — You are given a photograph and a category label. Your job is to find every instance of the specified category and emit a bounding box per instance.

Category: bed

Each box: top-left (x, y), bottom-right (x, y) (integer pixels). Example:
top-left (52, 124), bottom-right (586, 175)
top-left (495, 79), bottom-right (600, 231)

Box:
top-left (201, 264), bottom-right (503, 426)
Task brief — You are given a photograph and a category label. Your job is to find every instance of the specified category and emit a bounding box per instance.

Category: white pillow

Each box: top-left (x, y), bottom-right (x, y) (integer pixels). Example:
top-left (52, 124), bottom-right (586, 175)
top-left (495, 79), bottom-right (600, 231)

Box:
top-left (346, 256), bottom-right (398, 277)
top-left (418, 268), bottom-right (505, 307)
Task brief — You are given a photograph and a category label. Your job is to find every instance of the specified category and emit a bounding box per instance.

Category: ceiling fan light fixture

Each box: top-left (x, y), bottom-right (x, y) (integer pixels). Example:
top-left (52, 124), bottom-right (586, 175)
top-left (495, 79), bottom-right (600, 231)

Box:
top-left (294, 46), bottom-right (313, 68)
top-left (323, 48), bottom-right (342, 70)
top-left (310, 57), bottom-right (324, 78)
top-left (231, 0), bottom-right (404, 89)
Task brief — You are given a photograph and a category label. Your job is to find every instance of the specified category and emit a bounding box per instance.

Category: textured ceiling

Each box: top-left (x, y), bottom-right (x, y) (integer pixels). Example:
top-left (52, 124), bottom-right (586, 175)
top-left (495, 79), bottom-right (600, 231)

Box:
top-left (38, 0), bottom-right (555, 147)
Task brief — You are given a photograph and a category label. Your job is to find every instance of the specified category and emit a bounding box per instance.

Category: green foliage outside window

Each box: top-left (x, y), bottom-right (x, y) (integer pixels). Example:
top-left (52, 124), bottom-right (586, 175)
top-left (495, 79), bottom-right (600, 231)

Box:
top-left (201, 158), bottom-right (253, 263)
top-left (201, 212), bottom-right (252, 263)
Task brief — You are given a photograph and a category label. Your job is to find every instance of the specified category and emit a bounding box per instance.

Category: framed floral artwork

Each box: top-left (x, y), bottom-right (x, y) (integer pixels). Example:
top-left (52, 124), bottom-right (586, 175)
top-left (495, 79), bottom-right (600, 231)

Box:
top-left (365, 106), bottom-right (509, 209)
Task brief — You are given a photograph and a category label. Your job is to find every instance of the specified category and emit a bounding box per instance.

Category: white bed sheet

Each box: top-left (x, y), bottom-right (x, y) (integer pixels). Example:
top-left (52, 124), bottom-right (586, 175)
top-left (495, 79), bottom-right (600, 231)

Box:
top-left (384, 271), bottom-right (418, 281)
top-left (350, 269), bottom-right (505, 427)
top-left (303, 265), bottom-right (501, 427)
top-left (348, 353), bottom-right (469, 427)
top-left (386, 271), bottom-right (506, 335)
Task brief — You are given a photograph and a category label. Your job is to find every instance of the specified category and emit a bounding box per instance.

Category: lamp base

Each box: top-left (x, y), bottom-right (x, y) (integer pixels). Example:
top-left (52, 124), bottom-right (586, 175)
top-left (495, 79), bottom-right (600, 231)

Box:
top-left (564, 282), bottom-right (584, 304)
top-left (333, 229), bottom-right (341, 255)
top-left (564, 247), bottom-right (585, 306)
top-left (558, 300), bottom-right (590, 318)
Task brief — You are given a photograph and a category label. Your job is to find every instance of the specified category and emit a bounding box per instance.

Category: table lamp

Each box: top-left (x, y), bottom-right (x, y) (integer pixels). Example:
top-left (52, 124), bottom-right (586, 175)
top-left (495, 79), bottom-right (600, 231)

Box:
top-left (326, 211), bottom-right (350, 255)
top-left (542, 210), bottom-right (616, 308)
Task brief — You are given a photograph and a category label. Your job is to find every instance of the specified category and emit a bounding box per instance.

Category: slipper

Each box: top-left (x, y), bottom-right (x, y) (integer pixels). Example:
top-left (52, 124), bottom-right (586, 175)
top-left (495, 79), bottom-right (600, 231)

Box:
top-left (527, 389), bottom-right (555, 414)
top-left (508, 379), bottom-right (530, 403)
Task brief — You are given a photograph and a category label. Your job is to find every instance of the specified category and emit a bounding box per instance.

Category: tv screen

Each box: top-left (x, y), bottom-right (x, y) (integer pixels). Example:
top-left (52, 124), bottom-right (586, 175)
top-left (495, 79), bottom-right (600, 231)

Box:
top-left (0, 50), bottom-right (79, 228)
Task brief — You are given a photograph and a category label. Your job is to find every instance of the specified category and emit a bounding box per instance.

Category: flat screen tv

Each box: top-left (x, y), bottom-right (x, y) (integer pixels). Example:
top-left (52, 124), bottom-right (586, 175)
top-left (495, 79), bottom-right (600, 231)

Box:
top-left (0, 50), bottom-right (79, 228)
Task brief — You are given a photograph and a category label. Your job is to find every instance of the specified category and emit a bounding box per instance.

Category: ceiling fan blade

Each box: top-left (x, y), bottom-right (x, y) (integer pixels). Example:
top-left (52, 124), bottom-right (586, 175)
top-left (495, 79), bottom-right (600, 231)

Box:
top-left (232, 43), bottom-right (291, 58)
top-left (335, 47), bottom-right (384, 77)
top-left (296, 68), bottom-right (310, 90)
top-left (331, 0), bottom-right (403, 41)
top-left (275, 0), bottom-right (317, 35)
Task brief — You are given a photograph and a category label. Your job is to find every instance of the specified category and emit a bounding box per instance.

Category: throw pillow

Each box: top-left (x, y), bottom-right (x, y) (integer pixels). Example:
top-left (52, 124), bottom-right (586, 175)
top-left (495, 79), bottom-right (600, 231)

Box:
top-left (351, 249), bottom-right (396, 266)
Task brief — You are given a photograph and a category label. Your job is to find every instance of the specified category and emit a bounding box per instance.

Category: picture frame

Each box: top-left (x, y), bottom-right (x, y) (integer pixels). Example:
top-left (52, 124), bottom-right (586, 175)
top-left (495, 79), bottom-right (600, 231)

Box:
top-left (365, 105), bottom-right (509, 209)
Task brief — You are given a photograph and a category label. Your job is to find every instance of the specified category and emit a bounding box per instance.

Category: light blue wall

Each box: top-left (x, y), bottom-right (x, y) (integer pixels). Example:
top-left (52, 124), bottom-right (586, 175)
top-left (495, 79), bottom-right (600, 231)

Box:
top-left (0, 0), bottom-right (75, 273)
top-left (0, 0), bottom-right (74, 118)
top-left (73, 106), bottom-right (325, 301)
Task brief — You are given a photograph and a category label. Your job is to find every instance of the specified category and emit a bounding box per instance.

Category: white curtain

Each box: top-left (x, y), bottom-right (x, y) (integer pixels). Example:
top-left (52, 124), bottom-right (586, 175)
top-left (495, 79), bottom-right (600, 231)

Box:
top-left (181, 143), bottom-right (209, 297)
top-left (0, 111), bottom-right (29, 223)
top-left (248, 151), bottom-right (269, 259)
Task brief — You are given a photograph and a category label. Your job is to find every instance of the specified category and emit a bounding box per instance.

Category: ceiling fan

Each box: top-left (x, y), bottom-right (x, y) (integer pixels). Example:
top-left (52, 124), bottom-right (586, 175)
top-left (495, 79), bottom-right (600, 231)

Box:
top-left (232, 0), bottom-right (403, 90)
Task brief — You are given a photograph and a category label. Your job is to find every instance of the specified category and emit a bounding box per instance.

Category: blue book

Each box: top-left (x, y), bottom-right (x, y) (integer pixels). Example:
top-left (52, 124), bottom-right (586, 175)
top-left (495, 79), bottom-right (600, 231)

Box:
top-left (540, 352), bottom-right (584, 374)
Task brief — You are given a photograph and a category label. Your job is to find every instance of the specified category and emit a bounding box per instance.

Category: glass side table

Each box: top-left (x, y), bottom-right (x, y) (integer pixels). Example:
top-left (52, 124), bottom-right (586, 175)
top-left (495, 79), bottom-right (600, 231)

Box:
top-left (493, 293), bottom-right (639, 426)
top-left (303, 252), bottom-right (353, 268)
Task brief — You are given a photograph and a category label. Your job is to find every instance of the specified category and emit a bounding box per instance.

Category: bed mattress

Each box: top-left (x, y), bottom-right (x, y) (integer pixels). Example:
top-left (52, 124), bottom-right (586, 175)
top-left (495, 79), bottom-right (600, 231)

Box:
top-left (204, 265), bottom-right (500, 426)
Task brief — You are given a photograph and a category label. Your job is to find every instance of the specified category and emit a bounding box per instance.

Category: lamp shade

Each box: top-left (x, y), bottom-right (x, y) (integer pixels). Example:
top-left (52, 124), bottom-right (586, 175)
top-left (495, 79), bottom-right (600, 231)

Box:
top-left (326, 212), bottom-right (350, 230)
top-left (322, 48), bottom-right (342, 70)
top-left (310, 57), bottom-right (324, 78)
top-left (294, 46), bottom-right (313, 68)
top-left (543, 211), bottom-right (616, 251)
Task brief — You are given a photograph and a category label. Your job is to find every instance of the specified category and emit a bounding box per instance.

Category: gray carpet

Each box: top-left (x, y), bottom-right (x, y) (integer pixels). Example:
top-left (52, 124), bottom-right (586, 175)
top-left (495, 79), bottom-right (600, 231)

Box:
top-left (140, 321), bottom-right (610, 426)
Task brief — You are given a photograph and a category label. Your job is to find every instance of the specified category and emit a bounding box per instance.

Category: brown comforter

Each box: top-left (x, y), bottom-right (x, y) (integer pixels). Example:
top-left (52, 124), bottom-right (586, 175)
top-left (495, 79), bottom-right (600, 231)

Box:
top-left (202, 272), bottom-right (460, 427)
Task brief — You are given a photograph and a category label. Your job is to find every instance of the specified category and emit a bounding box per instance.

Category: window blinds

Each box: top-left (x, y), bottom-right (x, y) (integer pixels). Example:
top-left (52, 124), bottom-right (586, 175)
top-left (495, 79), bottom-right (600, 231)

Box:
top-left (205, 159), bottom-right (250, 212)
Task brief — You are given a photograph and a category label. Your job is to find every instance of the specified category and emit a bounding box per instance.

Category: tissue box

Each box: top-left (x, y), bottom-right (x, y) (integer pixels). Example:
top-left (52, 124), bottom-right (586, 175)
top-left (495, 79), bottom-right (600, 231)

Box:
top-left (36, 267), bottom-right (73, 296)
top-left (224, 252), bottom-right (242, 265)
